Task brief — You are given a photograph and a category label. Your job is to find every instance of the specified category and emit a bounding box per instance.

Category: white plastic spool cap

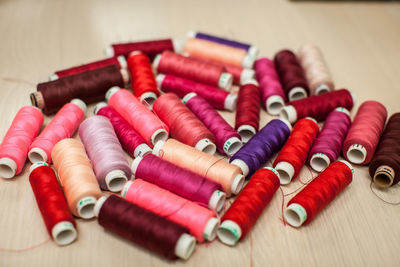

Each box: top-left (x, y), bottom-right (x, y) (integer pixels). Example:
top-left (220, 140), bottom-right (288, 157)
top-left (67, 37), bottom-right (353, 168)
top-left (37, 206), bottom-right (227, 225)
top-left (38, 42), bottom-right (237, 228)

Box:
top-left (120, 69), bottom-right (129, 85)
top-left (134, 144), bottom-right (152, 158)
top-left (279, 118), bottom-right (293, 131)
top-left (186, 31), bottom-right (196, 39)
top-left (49, 73), bottom-right (59, 81)
top-left (76, 196), bottom-right (97, 219)
top-left (152, 140), bottom-right (165, 157)
top-left (280, 105), bottom-right (297, 124)
top-left (275, 161), bottom-right (295, 185)
top-left (156, 74), bottom-right (166, 88)
top-left (315, 83), bottom-right (330, 95)
top-left (195, 138), bottom-right (216, 155)
top-left (208, 190), bottom-right (226, 213)
top-left (105, 86), bottom-right (121, 102)
top-left (93, 195), bottom-right (108, 217)
top-left (310, 153), bottom-right (330, 172)
top-left (240, 69), bottom-right (255, 85)
top-left (117, 55), bottom-right (127, 69)
top-left (172, 39), bottom-right (183, 54)
top-left (346, 144), bottom-right (367, 164)
top-left (51, 221), bottom-right (78, 246)
top-left (93, 102), bottom-right (108, 115)
top-left (29, 161), bottom-right (49, 173)
top-left (175, 233), bottom-right (196, 260)
top-left (224, 94), bottom-right (237, 111)
top-left (150, 129), bottom-right (168, 146)
top-left (242, 54), bottom-right (255, 69)
top-left (243, 78), bottom-right (258, 86)
top-left (105, 46), bottom-right (115, 57)
top-left (0, 157), bottom-right (17, 179)
top-left (182, 92), bottom-right (197, 104)
top-left (230, 159), bottom-right (249, 177)
top-left (218, 72), bottom-right (233, 91)
top-left (338, 160), bottom-right (354, 177)
top-left (284, 203), bottom-right (308, 227)
top-left (248, 46), bottom-right (259, 59)
top-left (203, 217), bottom-right (219, 241)
top-left (288, 87), bottom-right (307, 101)
top-left (237, 125), bottom-right (256, 143)
top-left (152, 54), bottom-right (162, 70)
top-left (121, 180), bottom-right (133, 198)
top-left (266, 95), bottom-right (285, 115)
top-left (139, 92), bottom-right (158, 107)
top-left (217, 220), bottom-right (242, 246)
top-left (223, 137), bottom-right (243, 156)
top-left (231, 174), bottom-right (245, 195)
top-left (71, 98), bottom-right (87, 114)
top-left (373, 165), bottom-right (395, 188)
top-left (28, 147), bottom-right (48, 164)
top-left (105, 170), bottom-right (128, 192)
top-left (130, 156), bottom-right (143, 175)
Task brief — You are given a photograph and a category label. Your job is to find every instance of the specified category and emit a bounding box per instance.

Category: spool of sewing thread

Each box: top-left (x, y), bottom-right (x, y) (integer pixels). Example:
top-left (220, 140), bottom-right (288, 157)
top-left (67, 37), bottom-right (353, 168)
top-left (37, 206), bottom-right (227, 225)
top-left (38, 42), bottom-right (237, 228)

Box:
top-left (217, 168), bottom-right (280, 246)
top-left (31, 65), bottom-right (128, 115)
top-left (153, 51), bottom-right (233, 90)
top-left (156, 74), bottom-right (237, 111)
top-left (187, 31), bottom-right (259, 58)
top-left (183, 38), bottom-right (255, 68)
top-left (122, 179), bottom-right (219, 242)
top-left (235, 80), bottom-right (261, 143)
top-left (309, 108), bottom-right (351, 172)
top-left (153, 139), bottom-right (244, 196)
top-left (230, 119), bottom-right (291, 177)
top-left (297, 44), bottom-right (334, 95)
top-left (153, 93), bottom-right (216, 154)
top-left (254, 57), bottom-right (286, 115)
top-left (105, 39), bottom-right (178, 59)
top-left (131, 154), bottom-right (225, 212)
top-left (29, 162), bottom-right (77, 246)
top-left (52, 138), bottom-right (102, 219)
top-left (28, 99), bottom-right (86, 164)
top-left (79, 116), bottom-right (131, 192)
top-left (280, 89), bottom-right (354, 124)
top-left (284, 161), bottom-right (353, 227)
top-left (274, 49), bottom-right (309, 101)
top-left (184, 93), bottom-right (242, 156)
top-left (343, 101), bottom-right (387, 165)
top-left (94, 195), bottom-right (195, 260)
top-left (49, 56), bottom-right (127, 81)
top-left (106, 87), bottom-right (168, 146)
top-left (94, 103), bottom-right (152, 158)
top-left (273, 118), bottom-right (319, 184)
top-left (369, 113), bottom-right (400, 188)
top-left (0, 106), bottom-right (43, 178)
top-left (127, 51), bottom-right (159, 105)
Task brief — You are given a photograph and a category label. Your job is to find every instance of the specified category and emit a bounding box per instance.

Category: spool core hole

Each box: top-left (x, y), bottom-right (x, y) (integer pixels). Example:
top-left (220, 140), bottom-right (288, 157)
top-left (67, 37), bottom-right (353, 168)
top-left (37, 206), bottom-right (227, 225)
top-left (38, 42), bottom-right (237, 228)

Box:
top-left (0, 164), bottom-right (14, 178)
top-left (374, 173), bottom-right (392, 188)
top-left (79, 203), bottom-right (95, 219)
top-left (284, 208), bottom-right (302, 227)
top-left (280, 109), bottom-right (289, 121)
top-left (277, 169), bottom-right (291, 184)
top-left (202, 143), bottom-right (216, 155)
top-left (238, 129), bottom-right (254, 143)
top-left (268, 102), bottom-right (284, 115)
top-left (108, 177), bottom-right (128, 192)
top-left (55, 229), bottom-right (76, 245)
top-left (347, 148), bottom-right (365, 164)
top-left (153, 131), bottom-right (168, 144)
top-left (290, 91), bottom-right (306, 101)
top-left (310, 157), bottom-right (329, 172)
top-left (217, 227), bottom-right (237, 246)
top-left (227, 141), bottom-right (242, 155)
top-left (29, 151), bottom-right (46, 163)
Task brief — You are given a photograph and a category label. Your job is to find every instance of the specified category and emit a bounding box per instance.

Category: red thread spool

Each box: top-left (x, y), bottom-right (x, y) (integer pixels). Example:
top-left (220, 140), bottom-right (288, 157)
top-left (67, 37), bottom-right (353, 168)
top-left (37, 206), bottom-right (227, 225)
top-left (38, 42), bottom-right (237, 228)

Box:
top-left (50, 56), bottom-right (127, 80)
top-left (153, 93), bottom-right (216, 154)
top-left (235, 80), bottom-right (261, 142)
top-left (154, 51), bottom-right (233, 90)
top-left (127, 51), bottom-right (159, 105)
top-left (281, 89), bottom-right (354, 124)
top-left (106, 39), bottom-right (176, 60)
top-left (273, 118), bottom-right (319, 184)
top-left (29, 162), bottom-right (77, 246)
top-left (217, 168), bottom-right (280, 246)
top-left (285, 161), bottom-right (353, 227)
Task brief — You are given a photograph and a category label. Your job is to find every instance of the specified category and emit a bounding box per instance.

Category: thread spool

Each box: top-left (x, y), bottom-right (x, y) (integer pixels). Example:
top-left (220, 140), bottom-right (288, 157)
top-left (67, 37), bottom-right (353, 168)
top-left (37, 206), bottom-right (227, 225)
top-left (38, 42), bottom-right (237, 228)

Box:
top-left (183, 38), bottom-right (254, 68)
top-left (309, 108), bottom-right (351, 172)
top-left (105, 39), bottom-right (176, 60)
top-left (153, 139), bottom-right (244, 196)
top-left (131, 154), bottom-right (225, 212)
top-left (217, 168), bottom-right (280, 246)
top-left (254, 57), bottom-right (286, 115)
top-left (31, 65), bottom-right (128, 115)
top-left (50, 56), bottom-right (127, 81)
top-left (52, 138), bottom-right (102, 219)
top-left (274, 49), bottom-right (309, 101)
top-left (0, 106), bottom-right (43, 178)
top-left (280, 89), bottom-right (354, 124)
top-left (156, 74), bottom-right (237, 111)
top-left (298, 44), bottom-right (334, 95)
top-left (29, 162), bottom-right (77, 246)
top-left (343, 101), bottom-right (387, 165)
top-left (79, 116), bottom-right (131, 192)
top-left (184, 93), bottom-right (242, 156)
top-left (127, 51), bottom-right (159, 105)
top-left (230, 119), bottom-right (291, 177)
top-left (106, 87), bottom-right (168, 146)
top-left (94, 195), bottom-right (195, 260)
top-left (153, 51), bottom-right (233, 90)
top-left (122, 179), bottom-right (219, 242)
top-left (369, 113), bottom-right (400, 188)
top-left (235, 79), bottom-right (261, 142)
top-left (28, 99), bottom-right (86, 164)
top-left (273, 118), bottom-right (319, 184)
top-left (284, 161), bottom-right (353, 227)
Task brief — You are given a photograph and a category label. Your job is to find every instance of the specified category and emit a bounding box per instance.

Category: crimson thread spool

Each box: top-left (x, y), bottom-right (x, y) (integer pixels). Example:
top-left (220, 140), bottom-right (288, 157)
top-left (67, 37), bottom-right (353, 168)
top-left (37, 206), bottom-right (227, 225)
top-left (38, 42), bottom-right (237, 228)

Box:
top-left (122, 179), bottom-right (220, 242)
top-left (284, 161), bottom-right (354, 227)
top-left (156, 74), bottom-right (237, 111)
top-left (153, 93), bottom-right (216, 154)
top-left (273, 118), bottom-right (319, 184)
top-left (127, 51), bottom-right (159, 105)
top-left (29, 162), bottom-right (77, 246)
top-left (131, 154), bottom-right (226, 212)
top-left (50, 56), bottom-right (127, 81)
top-left (235, 79), bottom-right (261, 143)
top-left (343, 101), bottom-right (387, 165)
top-left (28, 99), bottom-right (86, 164)
top-left (274, 49), bottom-right (309, 101)
top-left (369, 113), bottom-right (400, 188)
top-left (184, 93), bottom-right (242, 156)
top-left (31, 65), bottom-right (128, 115)
top-left (0, 106), bottom-right (43, 178)
top-left (106, 87), bottom-right (169, 146)
top-left (217, 167), bottom-right (280, 246)
top-left (94, 195), bottom-right (196, 260)
top-left (280, 89), bottom-right (354, 124)
top-left (153, 51), bottom-right (233, 90)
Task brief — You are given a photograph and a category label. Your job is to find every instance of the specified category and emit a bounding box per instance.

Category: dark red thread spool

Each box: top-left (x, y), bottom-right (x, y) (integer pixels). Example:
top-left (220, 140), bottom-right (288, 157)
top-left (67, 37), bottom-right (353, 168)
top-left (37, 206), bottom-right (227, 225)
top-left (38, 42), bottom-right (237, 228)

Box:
top-left (106, 39), bottom-right (175, 60)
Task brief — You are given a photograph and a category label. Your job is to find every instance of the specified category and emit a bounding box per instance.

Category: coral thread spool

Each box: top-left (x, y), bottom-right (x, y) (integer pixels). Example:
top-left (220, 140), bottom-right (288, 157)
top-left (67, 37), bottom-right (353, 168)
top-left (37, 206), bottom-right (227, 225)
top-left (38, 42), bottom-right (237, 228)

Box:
top-left (0, 106), bottom-right (43, 178)
top-left (28, 99), bottom-right (86, 164)
top-left (106, 39), bottom-right (177, 59)
top-left (29, 162), bottom-right (77, 246)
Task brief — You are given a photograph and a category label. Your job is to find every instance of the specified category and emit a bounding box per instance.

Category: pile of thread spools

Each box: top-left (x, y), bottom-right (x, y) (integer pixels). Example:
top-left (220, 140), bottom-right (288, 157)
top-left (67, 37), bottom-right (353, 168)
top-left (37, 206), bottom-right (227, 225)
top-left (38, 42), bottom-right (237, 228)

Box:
top-left (0, 31), bottom-right (398, 260)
